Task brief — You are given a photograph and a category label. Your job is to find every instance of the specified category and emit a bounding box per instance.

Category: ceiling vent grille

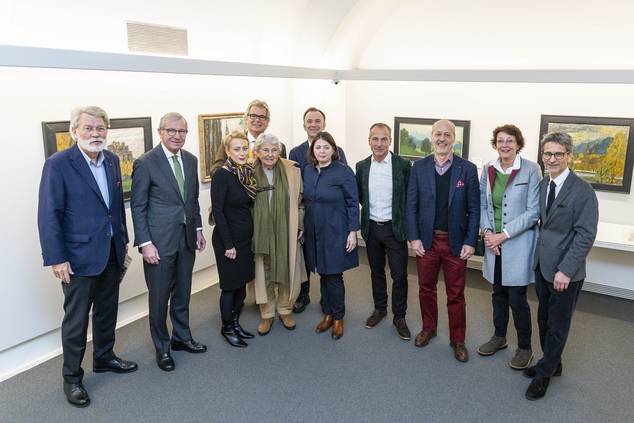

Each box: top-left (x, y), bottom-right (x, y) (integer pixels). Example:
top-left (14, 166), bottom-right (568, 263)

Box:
top-left (127, 21), bottom-right (188, 56)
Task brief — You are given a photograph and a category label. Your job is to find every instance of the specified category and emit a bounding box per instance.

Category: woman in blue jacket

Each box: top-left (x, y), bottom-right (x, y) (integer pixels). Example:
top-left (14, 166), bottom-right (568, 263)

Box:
top-left (303, 131), bottom-right (359, 340)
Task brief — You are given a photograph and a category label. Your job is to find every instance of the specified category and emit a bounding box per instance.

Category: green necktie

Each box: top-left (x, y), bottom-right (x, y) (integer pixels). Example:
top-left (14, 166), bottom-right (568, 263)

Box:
top-left (172, 155), bottom-right (185, 201)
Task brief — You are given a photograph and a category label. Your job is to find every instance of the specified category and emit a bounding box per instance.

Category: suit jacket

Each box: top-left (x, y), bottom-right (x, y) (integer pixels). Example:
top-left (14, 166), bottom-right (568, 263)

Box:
top-left (38, 144), bottom-right (128, 276)
top-left (355, 153), bottom-right (411, 242)
top-left (533, 170), bottom-right (598, 282)
top-left (480, 158), bottom-right (541, 286)
top-left (130, 144), bottom-right (202, 256)
top-left (406, 155), bottom-right (480, 256)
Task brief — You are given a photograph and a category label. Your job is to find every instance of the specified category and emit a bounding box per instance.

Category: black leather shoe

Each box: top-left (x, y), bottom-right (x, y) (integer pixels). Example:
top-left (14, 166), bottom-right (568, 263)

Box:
top-left (393, 318), bottom-right (411, 341)
top-left (525, 376), bottom-right (550, 400)
top-left (156, 353), bottom-right (175, 372)
top-left (232, 312), bottom-right (255, 339)
top-left (93, 356), bottom-right (138, 374)
top-left (523, 362), bottom-right (562, 379)
top-left (171, 339), bottom-right (207, 354)
top-left (365, 309), bottom-right (387, 328)
top-left (222, 321), bottom-right (248, 348)
top-left (293, 292), bottom-right (311, 314)
top-left (63, 382), bottom-right (90, 408)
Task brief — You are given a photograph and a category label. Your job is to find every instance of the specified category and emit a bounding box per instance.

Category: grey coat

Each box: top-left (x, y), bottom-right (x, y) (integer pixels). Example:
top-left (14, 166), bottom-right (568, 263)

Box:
top-left (480, 158), bottom-right (541, 286)
top-left (533, 171), bottom-right (598, 282)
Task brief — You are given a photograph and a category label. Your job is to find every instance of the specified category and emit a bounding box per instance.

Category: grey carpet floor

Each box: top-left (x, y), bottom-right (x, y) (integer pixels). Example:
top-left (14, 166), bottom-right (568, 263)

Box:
top-left (1, 255), bottom-right (633, 423)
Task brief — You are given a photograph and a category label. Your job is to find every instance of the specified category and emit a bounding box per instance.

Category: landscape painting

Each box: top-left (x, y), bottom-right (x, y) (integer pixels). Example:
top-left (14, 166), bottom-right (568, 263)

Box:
top-left (198, 113), bottom-right (245, 182)
top-left (539, 115), bottom-right (634, 193)
top-left (42, 117), bottom-right (153, 200)
top-left (394, 117), bottom-right (470, 161)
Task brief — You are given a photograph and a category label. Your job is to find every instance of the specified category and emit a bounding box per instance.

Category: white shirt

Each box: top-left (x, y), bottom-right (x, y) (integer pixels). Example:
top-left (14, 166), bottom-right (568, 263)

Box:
top-left (546, 167), bottom-right (570, 201)
top-left (368, 152), bottom-right (393, 222)
top-left (492, 154), bottom-right (521, 174)
top-left (161, 142), bottom-right (185, 183)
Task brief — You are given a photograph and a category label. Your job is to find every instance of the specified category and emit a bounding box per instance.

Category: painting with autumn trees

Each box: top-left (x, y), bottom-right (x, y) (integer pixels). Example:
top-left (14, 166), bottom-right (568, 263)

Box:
top-left (539, 115), bottom-right (634, 193)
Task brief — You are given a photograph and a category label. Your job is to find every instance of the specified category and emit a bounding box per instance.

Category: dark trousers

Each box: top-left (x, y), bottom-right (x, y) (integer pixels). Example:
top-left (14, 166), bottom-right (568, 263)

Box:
top-left (319, 273), bottom-right (345, 320)
top-left (365, 221), bottom-right (408, 318)
top-left (61, 242), bottom-right (121, 383)
top-left (416, 233), bottom-right (467, 343)
top-left (492, 253), bottom-right (532, 349)
top-left (534, 266), bottom-right (583, 377)
top-left (219, 286), bottom-right (246, 322)
top-left (143, 226), bottom-right (195, 354)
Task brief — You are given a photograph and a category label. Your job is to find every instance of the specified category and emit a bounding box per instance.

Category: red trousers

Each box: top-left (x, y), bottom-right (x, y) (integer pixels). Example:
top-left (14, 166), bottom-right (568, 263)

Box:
top-left (416, 233), bottom-right (467, 343)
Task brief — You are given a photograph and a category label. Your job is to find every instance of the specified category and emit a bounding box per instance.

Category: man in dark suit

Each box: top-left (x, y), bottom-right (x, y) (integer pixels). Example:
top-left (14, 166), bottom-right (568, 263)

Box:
top-left (131, 112), bottom-right (207, 372)
top-left (244, 99), bottom-right (286, 161)
top-left (406, 119), bottom-right (480, 362)
top-left (524, 132), bottom-right (598, 400)
top-left (356, 123), bottom-right (412, 340)
top-left (289, 107), bottom-right (347, 313)
top-left (38, 106), bottom-right (138, 408)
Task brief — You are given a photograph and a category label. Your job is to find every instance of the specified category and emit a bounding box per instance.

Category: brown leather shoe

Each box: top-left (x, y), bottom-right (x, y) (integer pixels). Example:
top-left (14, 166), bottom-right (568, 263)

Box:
top-left (414, 330), bottom-right (437, 347)
top-left (451, 342), bottom-right (469, 363)
top-left (257, 318), bottom-right (274, 336)
top-left (315, 315), bottom-right (333, 333)
top-left (331, 319), bottom-right (344, 340)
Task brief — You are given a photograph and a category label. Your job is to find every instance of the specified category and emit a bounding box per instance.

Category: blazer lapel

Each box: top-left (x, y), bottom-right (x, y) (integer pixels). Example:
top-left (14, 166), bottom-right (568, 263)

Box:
top-left (104, 153), bottom-right (117, 208)
top-left (391, 156), bottom-right (399, 208)
top-left (448, 158), bottom-right (462, 207)
top-left (183, 151), bottom-right (197, 203)
top-left (539, 178), bottom-right (548, 224)
top-left (425, 158), bottom-right (436, 200)
top-left (153, 146), bottom-right (184, 203)
top-left (69, 145), bottom-right (107, 207)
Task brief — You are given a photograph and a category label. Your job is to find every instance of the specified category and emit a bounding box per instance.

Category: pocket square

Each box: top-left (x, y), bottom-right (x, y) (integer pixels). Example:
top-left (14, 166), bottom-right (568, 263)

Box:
top-left (456, 180), bottom-right (465, 188)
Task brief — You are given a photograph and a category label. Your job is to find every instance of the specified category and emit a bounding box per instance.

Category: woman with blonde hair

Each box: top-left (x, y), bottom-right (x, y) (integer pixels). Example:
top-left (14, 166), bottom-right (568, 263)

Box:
top-left (210, 131), bottom-right (256, 347)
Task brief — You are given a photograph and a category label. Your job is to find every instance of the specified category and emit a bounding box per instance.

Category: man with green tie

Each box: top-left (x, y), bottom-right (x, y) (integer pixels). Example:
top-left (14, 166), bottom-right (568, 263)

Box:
top-left (131, 112), bottom-right (207, 372)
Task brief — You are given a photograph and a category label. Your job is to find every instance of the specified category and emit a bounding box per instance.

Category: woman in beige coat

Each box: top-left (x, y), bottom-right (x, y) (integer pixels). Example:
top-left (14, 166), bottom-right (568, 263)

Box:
top-left (252, 133), bottom-right (306, 335)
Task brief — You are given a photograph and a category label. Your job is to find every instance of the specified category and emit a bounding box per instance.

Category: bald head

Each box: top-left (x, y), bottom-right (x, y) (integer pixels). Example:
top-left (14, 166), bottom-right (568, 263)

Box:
top-left (432, 119), bottom-right (456, 137)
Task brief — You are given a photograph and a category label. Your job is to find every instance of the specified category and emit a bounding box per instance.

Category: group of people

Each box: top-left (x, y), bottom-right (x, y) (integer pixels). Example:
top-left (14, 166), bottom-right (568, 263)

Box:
top-left (37, 100), bottom-right (598, 408)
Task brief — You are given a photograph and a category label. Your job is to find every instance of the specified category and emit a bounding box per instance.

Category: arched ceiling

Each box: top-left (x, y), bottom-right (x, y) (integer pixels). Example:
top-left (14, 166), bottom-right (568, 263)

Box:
top-left (3, 0), bottom-right (634, 70)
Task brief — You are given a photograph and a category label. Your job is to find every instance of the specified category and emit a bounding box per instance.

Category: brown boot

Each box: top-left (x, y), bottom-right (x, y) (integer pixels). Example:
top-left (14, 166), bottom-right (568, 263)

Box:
top-left (315, 315), bottom-right (333, 333)
top-left (331, 319), bottom-right (344, 340)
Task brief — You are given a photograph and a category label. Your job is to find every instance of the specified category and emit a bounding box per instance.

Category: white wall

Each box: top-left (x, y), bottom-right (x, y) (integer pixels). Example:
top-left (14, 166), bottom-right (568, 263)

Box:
top-left (345, 80), bottom-right (634, 291)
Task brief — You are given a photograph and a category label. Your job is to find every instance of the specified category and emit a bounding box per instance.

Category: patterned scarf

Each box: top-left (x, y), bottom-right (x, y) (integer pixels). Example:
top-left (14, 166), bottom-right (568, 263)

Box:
top-left (224, 158), bottom-right (257, 199)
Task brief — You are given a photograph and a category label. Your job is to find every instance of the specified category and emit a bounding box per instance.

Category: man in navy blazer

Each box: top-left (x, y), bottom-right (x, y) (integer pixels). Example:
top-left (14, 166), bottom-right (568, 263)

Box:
top-left (406, 119), bottom-right (480, 362)
top-left (38, 106), bottom-right (138, 408)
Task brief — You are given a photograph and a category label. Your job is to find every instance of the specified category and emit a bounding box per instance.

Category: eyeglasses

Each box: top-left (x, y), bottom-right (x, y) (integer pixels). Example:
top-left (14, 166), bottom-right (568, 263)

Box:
top-left (247, 113), bottom-right (268, 121)
top-left (161, 128), bottom-right (188, 136)
top-left (542, 152), bottom-right (567, 160)
top-left (260, 148), bottom-right (280, 154)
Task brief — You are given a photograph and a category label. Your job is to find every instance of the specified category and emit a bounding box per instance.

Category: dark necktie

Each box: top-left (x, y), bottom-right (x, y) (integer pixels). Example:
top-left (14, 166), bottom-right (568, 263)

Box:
top-left (546, 180), bottom-right (556, 215)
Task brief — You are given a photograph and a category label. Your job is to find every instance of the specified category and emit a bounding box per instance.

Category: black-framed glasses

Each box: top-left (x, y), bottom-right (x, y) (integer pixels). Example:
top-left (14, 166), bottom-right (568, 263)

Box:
top-left (542, 152), bottom-right (567, 160)
top-left (161, 128), bottom-right (188, 136)
top-left (247, 113), bottom-right (269, 121)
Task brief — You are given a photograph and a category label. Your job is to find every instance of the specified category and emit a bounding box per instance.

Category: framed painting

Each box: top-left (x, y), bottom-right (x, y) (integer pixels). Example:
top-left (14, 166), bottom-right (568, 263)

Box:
top-left (393, 117), bottom-right (470, 162)
top-left (198, 112), bottom-right (245, 182)
top-left (42, 117), bottom-right (153, 200)
top-left (538, 115), bottom-right (634, 193)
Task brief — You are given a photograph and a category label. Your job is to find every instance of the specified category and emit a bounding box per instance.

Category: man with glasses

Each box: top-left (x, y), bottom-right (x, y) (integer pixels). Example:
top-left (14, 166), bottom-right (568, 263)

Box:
top-left (38, 106), bottom-right (138, 407)
top-left (289, 107), bottom-right (347, 313)
top-left (244, 99), bottom-right (286, 162)
top-left (524, 132), bottom-right (598, 400)
top-left (131, 112), bottom-right (207, 372)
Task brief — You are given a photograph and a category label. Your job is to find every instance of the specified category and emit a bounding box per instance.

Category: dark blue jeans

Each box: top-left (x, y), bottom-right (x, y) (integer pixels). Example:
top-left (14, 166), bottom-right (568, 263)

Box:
top-left (319, 273), bottom-right (345, 320)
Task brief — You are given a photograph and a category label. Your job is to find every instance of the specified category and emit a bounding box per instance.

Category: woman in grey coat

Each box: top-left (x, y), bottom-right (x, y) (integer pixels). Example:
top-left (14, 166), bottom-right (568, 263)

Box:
top-left (477, 124), bottom-right (541, 370)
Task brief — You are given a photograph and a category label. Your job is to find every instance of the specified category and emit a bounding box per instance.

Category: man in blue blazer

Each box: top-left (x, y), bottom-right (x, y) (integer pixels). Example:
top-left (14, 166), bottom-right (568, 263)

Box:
top-left (406, 119), bottom-right (480, 362)
top-left (38, 106), bottom-right (138, 408)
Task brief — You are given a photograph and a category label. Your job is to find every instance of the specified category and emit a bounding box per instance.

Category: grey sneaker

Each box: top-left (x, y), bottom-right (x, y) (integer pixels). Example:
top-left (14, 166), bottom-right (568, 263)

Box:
top-left (476, 336), bottom-right (508, 356)
top-left (510, 348), bottom-right (533, 370)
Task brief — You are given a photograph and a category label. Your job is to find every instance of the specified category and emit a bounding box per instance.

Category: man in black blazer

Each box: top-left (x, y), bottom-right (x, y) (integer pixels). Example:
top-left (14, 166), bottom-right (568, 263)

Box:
top-left (131, 112), bottom-right (207, 371)
top-left (356, 123), bottom-right (412, 340)
top-left (524, 132), bottom-right (598, 400)
top-left (38, 106), bottom-right (137, 407)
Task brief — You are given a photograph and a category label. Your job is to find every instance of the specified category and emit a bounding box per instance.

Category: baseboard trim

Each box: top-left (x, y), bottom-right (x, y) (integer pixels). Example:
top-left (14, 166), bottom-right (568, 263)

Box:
top-left (582, 281), bottom-right (634, 300)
